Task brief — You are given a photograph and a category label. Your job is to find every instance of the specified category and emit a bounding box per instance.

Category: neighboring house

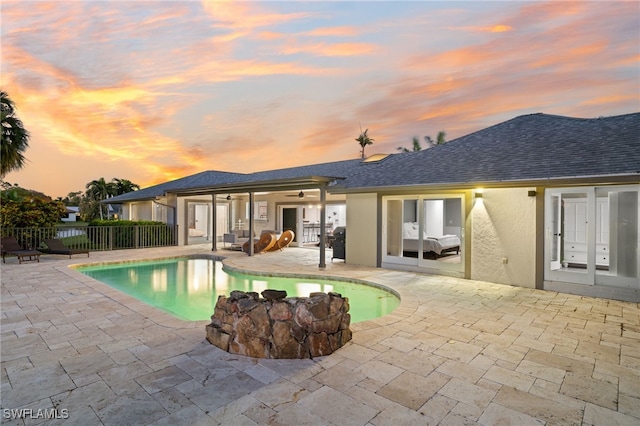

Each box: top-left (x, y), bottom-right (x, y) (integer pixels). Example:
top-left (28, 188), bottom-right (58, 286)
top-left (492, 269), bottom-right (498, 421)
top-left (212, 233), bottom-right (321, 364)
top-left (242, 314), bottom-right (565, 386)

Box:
top-left (108, 112), bottom-right (640, 302)
top-left (61, 206), bottom-right (79, 222)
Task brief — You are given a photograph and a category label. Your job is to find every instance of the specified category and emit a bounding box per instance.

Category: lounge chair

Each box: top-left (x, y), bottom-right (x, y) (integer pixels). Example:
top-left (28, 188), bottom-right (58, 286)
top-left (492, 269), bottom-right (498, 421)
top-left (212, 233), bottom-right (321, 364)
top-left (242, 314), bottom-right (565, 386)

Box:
top-left (40, 238), bottom-right (90, 259)
top-left (1, 236), bottom-right (41, 264)
top-left (268, 230), bottom-right (295, 251)
top-left (242, 231), bottom-right (278, 254)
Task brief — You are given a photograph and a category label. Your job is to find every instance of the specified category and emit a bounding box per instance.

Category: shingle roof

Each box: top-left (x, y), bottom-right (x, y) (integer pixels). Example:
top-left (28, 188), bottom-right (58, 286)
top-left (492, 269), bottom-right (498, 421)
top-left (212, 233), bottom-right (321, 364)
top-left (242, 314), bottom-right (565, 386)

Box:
top-left (332, 112), bottom-right (640, 191)
top-left (110, 112), bottom-right (640, 202)
top-left (107, 170), bottom-right (247, 202)
top-left (107, 159), bottom-right (365, 202)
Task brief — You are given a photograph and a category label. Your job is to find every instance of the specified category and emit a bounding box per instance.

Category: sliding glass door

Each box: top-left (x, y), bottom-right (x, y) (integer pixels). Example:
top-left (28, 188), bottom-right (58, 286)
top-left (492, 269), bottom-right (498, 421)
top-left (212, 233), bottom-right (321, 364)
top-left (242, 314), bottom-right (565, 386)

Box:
top-left (383, 195), bottom-right (465, 274)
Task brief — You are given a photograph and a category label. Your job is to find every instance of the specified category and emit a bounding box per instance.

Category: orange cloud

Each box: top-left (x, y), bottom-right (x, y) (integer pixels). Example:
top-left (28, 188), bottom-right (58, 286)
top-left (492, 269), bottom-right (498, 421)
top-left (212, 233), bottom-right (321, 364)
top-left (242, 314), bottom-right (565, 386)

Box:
top-left (281, 42), bottom-right (377, 57)
top-left (490, 25), bottom-right (512, 33)
top-left (303, 26), bottom-right (358, 37)
top-left (453, 24), bottom-right (513, 33)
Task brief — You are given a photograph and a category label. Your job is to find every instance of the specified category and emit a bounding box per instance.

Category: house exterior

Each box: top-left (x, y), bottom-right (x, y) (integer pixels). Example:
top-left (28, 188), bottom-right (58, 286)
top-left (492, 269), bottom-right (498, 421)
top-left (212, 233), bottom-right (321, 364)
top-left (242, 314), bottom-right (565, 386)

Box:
top-left (61, 206), bottom-right (79, 222)
top-left (108, 112), bottom-right (640, 302)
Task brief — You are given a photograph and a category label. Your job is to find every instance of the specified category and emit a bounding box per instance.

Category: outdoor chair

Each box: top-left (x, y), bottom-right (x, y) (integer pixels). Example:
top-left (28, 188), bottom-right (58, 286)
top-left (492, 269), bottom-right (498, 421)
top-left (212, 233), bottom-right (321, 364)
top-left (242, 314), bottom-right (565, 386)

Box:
top-left (40, 238), bottom-right (90, 259)
top-left (242, 231), bottom-right (278, 254)
top-left (1, 236), bottom-right (41, 264)
top-left (268, 230), bottom-right (295, 251)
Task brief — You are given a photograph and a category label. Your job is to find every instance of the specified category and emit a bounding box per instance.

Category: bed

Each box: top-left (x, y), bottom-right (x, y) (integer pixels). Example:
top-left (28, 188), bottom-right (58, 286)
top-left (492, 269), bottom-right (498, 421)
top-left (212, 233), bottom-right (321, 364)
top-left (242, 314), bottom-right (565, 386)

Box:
top-left (402, 222), bottom-right (460, 257)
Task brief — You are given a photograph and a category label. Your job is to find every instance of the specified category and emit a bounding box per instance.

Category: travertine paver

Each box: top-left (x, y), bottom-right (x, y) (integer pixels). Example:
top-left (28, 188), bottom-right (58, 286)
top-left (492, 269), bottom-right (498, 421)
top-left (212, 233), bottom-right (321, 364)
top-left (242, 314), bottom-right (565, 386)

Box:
top-left (1, 244), bottom-right (639, 425)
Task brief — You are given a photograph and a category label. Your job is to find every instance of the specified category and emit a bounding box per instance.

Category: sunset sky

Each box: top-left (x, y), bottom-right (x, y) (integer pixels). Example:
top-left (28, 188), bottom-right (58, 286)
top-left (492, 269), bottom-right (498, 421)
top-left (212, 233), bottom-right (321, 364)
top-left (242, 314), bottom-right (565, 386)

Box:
top-left (2, 1), bottom-right (638, 199)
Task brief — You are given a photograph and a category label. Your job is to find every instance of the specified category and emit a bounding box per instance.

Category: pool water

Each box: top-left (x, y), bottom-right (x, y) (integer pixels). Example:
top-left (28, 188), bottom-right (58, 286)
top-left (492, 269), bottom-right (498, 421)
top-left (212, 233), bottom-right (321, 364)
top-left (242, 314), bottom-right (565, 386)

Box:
top-left (76, 258), bottom-right (399, 322)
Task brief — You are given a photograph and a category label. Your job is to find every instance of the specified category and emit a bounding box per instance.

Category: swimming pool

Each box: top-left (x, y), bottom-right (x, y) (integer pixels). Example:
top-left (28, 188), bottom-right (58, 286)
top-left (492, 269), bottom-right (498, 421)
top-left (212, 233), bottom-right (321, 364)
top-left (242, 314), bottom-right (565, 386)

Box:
top-left (76, 257), bottom-right (399, 322)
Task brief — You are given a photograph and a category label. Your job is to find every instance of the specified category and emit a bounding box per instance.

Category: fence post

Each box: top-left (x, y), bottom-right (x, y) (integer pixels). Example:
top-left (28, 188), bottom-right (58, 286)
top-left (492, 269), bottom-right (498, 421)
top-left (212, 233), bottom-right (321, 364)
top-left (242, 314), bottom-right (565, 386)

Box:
top-left (109, 226), bottom-right (114, 250)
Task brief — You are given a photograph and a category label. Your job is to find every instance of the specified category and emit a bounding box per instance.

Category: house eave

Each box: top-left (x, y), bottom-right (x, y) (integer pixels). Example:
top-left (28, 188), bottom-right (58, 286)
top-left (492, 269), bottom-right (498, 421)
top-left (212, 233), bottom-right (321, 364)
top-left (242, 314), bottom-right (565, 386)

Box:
top-left (172, 176), bottom-right (344, 197)
top-left (328, 173), bottom-right (640, 195)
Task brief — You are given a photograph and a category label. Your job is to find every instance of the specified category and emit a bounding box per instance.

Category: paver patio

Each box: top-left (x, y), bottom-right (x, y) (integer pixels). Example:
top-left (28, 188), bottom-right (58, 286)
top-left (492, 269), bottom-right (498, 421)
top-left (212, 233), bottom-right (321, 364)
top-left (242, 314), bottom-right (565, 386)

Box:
top-left (1, 245), bottom-right (639, 425)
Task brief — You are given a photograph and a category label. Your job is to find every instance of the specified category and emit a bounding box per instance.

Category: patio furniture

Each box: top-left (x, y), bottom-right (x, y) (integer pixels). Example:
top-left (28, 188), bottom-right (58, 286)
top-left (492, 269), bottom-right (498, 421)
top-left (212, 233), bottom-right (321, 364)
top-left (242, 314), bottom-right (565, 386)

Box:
top-left (226, 230), bottom-right (253, 250)
top-left (242, 231), bottom-right (278, 254)
top-left (1, 236), bottom-right (42, 264)
top-left (40, 238), bottom-right (90, 259)
top-left (268, 230), bottom-right (295, 251)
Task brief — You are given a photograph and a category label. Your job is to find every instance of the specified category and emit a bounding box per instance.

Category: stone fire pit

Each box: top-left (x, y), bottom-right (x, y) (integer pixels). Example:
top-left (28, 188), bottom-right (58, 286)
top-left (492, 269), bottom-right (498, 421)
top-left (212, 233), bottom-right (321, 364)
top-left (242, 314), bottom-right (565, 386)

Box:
top-left (205, 289), bottom-right (352, 359)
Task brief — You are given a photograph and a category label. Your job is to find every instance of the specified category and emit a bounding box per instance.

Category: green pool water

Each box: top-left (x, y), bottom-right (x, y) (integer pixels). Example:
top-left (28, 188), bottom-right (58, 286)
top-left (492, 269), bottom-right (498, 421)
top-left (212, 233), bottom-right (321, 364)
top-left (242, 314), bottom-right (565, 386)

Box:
top-left (76, 258), bottom-right (399, 322)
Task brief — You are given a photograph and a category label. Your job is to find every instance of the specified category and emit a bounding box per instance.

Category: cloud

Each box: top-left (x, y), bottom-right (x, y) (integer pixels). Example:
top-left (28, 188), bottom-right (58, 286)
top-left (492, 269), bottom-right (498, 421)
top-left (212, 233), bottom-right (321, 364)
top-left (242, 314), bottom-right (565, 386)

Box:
top-left (281, 42), bottom-right (377, 57)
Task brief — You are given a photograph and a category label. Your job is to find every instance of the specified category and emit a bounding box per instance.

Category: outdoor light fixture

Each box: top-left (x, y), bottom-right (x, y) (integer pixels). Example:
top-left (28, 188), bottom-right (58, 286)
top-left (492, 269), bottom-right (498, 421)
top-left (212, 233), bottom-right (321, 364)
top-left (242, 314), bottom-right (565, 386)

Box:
top-left (298, 191), bottom-right (304, 198)
top-left (474, 192), bottom-right (483, 198)
top-left (226, 194), bottom-right (231, 200)
top-left (528, 190), bottom-right (537, 197)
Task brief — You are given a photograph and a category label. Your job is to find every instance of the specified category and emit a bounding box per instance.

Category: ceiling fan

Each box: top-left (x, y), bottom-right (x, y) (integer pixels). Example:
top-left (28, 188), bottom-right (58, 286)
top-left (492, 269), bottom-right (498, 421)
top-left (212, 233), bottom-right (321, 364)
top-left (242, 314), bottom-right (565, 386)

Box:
top-left (285, 191), bottom-right (318, 199)
top-left (216, 194), bottom-right (242, 201)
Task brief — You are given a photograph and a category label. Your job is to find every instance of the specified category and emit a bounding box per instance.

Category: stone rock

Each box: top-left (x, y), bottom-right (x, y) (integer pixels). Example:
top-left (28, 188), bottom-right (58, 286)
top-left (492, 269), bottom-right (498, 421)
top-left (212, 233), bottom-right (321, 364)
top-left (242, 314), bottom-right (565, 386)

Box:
top-left (329, 295), bottom-right (344, 315)
top-left (238, 297), bottom-right (260, 313)
top-left (261, 289), bottom-right (287, 301)
top-left (308, 332), bottom-right (332, 357)
top-left (294, 304), bottom-right (314, 329)
top-left (269, 301), bottom-right (292, 321)
top-left (229, 290), bottom-right (249, 300)
top-left (205, 324), bottom-right (230, 351)
top-left (270, 321), bottom-right (307, 359)
top-left (312, 313), bottom-right (342, 334)
top-left (307, 294), bottom-right (330, 319)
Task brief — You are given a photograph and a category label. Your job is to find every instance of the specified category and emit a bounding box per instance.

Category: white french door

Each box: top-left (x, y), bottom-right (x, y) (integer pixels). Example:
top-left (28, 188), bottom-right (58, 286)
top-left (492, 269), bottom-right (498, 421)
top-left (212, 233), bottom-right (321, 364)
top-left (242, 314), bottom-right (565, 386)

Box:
top-left (545, 186), bottom-right (640, 289)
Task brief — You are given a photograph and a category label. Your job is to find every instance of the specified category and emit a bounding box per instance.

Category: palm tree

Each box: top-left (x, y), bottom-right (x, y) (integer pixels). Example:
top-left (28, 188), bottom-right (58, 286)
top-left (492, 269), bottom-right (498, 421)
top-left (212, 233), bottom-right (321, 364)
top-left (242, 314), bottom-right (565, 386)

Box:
top-left (425, 131), bottom-right (447, 147)
top-left (85, 178), bottom-right (116, 220)
top-left (397, 136), bottom-right (423, 153)
top-left (1, 91), bottom-right (30, 177)
top-left (113, 178), bottom-right (140, 195)
top-left (356, 128), bottom-right (374, 159)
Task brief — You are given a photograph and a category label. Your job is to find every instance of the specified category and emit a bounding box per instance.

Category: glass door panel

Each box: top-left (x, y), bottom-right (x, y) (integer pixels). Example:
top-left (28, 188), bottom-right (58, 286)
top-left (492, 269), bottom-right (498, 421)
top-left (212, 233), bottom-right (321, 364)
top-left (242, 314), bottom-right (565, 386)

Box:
top-left (383, 198), bottom-right (419, 265)
top-left (596, 187), bottom-right (640, 288)
top-left (549, 193), bottom-right (561, 270)
top-left (545, 189), bottom-right (591, 285)
top-left (419, 198), bottom-right (462, 266)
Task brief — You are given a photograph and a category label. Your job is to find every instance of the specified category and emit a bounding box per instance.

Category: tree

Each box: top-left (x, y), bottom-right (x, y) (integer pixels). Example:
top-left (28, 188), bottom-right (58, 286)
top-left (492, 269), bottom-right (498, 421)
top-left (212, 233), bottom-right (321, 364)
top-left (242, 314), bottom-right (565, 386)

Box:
top-left (0, 198), bottom-right (66, 228)
top-left (356, 128), bottom-right (374, 159)
top-left (81, 177), bottom-right (139, 221)
top-left (425, 131), bottom-right (447, 147)
top-left (397, 136), bottom-right (423, 153)
top-left (61, 191), bottom-right (83, 206)
top-left (1, 91), bottom-right (30, 177)
top-left (113, 178), bottom-right (140, 195)
top-left (397, 131), bottom-right (447, 152)
top-left (85, 177), bottom-right (116, 220)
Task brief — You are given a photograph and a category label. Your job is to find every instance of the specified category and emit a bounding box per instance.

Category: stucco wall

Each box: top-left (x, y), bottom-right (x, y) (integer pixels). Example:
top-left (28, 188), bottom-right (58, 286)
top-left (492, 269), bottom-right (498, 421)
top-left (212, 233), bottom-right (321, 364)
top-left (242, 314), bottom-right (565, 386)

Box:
top-left (470, 187), bottom-right (537, 288)
top-left (345, 193), bottom-right (378, 267)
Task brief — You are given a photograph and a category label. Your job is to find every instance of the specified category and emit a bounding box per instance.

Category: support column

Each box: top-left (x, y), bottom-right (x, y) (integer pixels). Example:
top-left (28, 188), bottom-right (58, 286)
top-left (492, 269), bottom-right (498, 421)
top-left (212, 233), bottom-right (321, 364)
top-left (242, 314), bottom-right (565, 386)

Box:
top-left (211, 194), bottom-right (217, 251)
top-left (248, 192), bottom-right (254, 256)
top-left (319, 185), bottom-right (326, 268)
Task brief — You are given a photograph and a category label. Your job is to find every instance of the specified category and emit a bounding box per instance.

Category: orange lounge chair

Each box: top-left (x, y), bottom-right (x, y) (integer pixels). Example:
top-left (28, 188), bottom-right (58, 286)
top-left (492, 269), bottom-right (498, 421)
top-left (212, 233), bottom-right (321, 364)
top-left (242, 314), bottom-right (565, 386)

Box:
top-left (268, 230), bottom-right (295, 251)
top-left (1, 236), bottom-right (41, 264)
top-left (242, 231), bottom-right (277, 254)
top-left (41, 238), bottom-right (90, 258)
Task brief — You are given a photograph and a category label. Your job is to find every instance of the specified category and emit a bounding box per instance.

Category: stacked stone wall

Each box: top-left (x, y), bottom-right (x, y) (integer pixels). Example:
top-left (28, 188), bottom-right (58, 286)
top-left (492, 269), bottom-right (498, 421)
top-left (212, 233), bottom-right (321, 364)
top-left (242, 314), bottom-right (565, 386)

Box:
top-left (206, 290), bottom-right (351, 359)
